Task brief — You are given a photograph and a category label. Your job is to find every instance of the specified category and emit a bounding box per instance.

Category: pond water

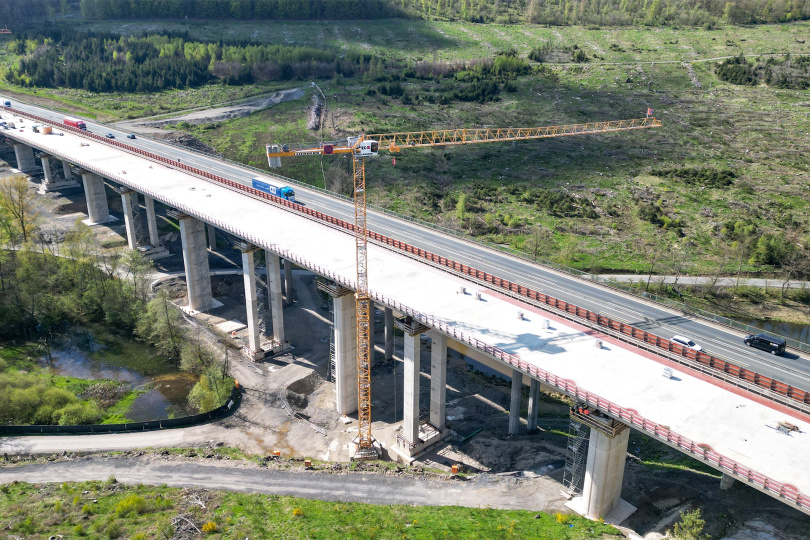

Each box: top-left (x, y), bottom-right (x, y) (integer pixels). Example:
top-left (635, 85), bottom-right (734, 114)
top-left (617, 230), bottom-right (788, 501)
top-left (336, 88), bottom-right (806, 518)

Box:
top-left (39, 338), bottom-right (196, 421)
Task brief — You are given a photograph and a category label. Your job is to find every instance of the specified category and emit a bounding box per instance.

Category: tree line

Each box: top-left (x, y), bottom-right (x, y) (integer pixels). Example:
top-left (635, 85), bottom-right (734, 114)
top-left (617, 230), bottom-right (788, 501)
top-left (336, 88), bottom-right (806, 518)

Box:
top-left (72, 0), bottom-right (810, 25)
top-left (4, 29), bottom-right (374, 92)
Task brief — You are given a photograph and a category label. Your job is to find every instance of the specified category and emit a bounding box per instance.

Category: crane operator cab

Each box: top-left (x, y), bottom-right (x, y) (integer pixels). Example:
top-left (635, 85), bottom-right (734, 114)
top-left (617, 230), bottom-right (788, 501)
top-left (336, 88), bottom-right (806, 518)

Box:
top-left (349, 137), bottom-right (378, 157)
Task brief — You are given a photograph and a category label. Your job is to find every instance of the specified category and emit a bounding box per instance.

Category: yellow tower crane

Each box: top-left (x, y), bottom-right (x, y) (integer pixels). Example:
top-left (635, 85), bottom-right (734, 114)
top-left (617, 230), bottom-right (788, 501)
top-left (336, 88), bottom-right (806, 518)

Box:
top-left (267, 115), bottom-right (661, 459)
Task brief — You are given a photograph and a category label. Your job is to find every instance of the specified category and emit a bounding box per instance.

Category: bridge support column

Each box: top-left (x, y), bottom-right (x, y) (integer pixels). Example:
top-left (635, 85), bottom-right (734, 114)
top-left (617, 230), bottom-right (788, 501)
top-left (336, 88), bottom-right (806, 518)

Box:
top-left (402, 331), bottom-right (421, 451)
top-left (178, 214), bottom-right (214, 313)
top-left (580, 424), bottom-right (634, 522)
top-left (265, 251), bottom-right (285, 347)
top-left (140, 196), bottom-right (169, 259)
top-left (527, 378), bottom-right (540, 433)
top-left (284, 259), bottom-right (294, 305)
top-left (120, 189), bottom-right (143, 250)
top-left (334, 293), bottom-right (357, 415)
top-left (38, 154), bottom-right (77, 192)
top-left (206, 223), bottom-right (217, 251)
top-left (384, 307), bottom-right (394, 361)
top-left (62, 160), bottom-right (74, 182)
top-left (240, 247), bottom-right (263, 360)
top-left (12, 143), bottom-right (37, 173)
top-left (80, 171), bottom-right (111, 224)
top-left (429, 331), bottom-right (447, 431)
top-left (720, 473), bottom-right (735, 491)
top-left (509, 369), bottom-right (522, 436)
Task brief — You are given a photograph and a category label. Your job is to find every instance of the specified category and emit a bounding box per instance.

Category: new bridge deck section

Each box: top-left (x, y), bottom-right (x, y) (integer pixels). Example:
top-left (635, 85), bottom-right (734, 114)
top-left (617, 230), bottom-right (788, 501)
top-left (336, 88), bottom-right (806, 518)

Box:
top-left (2, 113), bottom-right (809, 518)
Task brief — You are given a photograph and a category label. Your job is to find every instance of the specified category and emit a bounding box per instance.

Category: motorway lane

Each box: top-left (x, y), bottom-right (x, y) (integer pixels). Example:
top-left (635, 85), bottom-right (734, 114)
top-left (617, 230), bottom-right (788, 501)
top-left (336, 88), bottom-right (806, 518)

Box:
top-left (6, 98), bottom-right (810, 389)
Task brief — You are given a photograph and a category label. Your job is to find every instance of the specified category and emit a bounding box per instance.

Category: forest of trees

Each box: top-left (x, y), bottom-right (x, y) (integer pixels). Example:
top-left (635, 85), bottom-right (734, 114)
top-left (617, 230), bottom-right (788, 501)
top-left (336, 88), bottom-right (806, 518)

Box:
top-left (4, 30), bottom-right (376, 91)
top-left (716, 53), bottom-right (810, 89)
top-left (72, 0), bottom-right (810, 25)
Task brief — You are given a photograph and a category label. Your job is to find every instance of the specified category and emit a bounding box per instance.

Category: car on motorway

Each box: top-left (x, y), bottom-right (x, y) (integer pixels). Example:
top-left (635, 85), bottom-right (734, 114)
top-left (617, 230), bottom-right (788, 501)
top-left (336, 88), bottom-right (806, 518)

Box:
top-left (106, 132), bottom-right (115, 138)
top-left (671, 335), bottom-right (702, 351)
top-left (127, 133), bottom-right (136, 139)
top-left (3, 100), bottom-right (10, 107)
top-left (744, 333), bottom-right (786, 355)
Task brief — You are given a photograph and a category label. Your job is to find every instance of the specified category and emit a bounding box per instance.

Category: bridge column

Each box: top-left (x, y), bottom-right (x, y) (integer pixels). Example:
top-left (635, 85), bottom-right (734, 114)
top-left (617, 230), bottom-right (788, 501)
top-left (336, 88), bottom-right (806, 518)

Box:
top-left (527, 378), bottom-right (540, 433)
top-left (265, 251), bottom-right (285, 347)
top-left (38, 155), bottom-right (78, 193)
top-left (12, 143), bottom-right (37, 173)
top-left (206, 223), bottom-right (217, 251)
top-left (62, 160), bottom-right (74, 182)
top-left (178, 214), bottom-right (214, 313)
top-left (240, 246), bottom-right (263, 360)
top-left (79, 171), bottom-right (110, 224)
top-left (284, 259), bottom-right (294, 305)
top-left (720, 473), bottom-right (735, 490)
top-left (509, 369), bottom-right (522, 436)
top-left (140, 196), bottom-right (169, 259)
top-left (334, 293), bottom-right (357, 415)
top-left (119, 189), bottom-right (143, 250)
top-left (384, 307), bottom-right (394, 361)
top-left (580, 423), bottom-right (633, 521)
top-left (402, 331), bottom-right (421, 451)
top-left (429, 331), bottom-right (447, 431)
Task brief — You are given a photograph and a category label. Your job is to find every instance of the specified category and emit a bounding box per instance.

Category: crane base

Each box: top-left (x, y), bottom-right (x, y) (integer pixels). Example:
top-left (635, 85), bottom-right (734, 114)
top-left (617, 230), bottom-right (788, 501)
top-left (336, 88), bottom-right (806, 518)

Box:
top-left (349, 436), bottom-right (381, 461)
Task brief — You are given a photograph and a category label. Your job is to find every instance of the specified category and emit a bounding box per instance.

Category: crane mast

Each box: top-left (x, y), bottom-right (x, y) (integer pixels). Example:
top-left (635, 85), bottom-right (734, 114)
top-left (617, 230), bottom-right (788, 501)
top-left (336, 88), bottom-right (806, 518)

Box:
top-left (267, 116), bottom-right (661, 459)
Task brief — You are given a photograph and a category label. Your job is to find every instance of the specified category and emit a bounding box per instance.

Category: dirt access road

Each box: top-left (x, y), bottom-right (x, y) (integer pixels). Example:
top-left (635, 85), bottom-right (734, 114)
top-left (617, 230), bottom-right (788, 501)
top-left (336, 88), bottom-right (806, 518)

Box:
top-left (0, 455), bottom-right (558, 512)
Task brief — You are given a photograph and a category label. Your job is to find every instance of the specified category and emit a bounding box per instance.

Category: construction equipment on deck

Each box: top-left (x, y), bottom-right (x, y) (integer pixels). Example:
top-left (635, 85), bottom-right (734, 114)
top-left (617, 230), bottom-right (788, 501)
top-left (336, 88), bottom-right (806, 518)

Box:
top-left (266, 116), bottom-right (661, 459)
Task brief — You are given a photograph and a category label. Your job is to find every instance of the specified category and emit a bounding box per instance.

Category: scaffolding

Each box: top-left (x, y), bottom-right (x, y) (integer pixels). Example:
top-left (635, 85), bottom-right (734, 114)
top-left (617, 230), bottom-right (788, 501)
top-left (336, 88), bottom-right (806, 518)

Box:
top-left (316, 280), bottom-right (352, 384)
top-left (563, 418), bottom-right (590, 496)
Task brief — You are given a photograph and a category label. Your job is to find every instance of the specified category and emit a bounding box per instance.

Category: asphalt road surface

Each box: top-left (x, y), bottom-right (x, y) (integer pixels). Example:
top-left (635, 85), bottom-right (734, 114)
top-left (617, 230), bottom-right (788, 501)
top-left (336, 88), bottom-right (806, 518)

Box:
top-left (4, 96), bottom-right (809, 390)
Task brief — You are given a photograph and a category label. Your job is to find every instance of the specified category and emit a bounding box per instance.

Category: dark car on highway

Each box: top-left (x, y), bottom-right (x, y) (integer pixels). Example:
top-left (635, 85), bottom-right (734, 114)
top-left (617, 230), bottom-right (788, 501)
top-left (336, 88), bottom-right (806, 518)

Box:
top-left (744, 333), bottom-right (786, 355)
top-left (106, 132), bottom-right (115, 138)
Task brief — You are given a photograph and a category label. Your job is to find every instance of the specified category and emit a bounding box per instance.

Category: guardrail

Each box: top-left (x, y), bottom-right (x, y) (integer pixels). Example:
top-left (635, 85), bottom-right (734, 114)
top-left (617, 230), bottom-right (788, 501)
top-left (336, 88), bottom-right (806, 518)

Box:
top-left (5, 104), bottom-right (810, 415)
top-left (0, 385), bottom-right (241, 436)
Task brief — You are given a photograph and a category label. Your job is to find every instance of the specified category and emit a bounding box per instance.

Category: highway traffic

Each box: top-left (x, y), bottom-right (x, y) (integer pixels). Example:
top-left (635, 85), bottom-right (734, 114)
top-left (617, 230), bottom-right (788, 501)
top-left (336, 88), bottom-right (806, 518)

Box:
top-left (4, 96), bottom-right (809, 391)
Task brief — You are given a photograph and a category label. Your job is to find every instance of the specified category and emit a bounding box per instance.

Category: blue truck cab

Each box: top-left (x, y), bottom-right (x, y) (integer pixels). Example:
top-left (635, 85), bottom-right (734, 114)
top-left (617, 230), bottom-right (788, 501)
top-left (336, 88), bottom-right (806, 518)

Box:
top-left (252, 178), bottom-right (296, 202)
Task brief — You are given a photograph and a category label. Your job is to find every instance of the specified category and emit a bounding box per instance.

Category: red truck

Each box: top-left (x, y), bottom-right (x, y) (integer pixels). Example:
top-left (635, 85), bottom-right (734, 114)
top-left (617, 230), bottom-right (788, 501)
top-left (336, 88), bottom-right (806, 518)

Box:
top-left (63, 117), bottom-right (87, 130)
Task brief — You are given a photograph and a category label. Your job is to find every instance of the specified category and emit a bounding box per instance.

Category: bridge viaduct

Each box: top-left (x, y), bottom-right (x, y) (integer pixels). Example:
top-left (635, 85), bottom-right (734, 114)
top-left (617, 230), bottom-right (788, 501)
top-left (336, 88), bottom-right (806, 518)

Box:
top-left (2, 104), bottom-right (809, 523)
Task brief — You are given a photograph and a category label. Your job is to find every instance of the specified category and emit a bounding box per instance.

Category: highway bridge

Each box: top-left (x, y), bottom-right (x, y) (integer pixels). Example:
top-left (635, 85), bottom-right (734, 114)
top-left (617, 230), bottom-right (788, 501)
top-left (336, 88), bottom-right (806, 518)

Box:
top-left (1, 98), bottom-right (809, 522)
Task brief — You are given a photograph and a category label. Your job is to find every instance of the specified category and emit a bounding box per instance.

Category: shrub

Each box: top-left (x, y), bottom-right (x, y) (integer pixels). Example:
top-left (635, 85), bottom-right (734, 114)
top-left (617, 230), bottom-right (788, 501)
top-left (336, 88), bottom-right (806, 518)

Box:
top-left (115, 494), bottom-right (146, 517)
top-left (202, 522), bottom-right (218, 533)
top-left (292, 507), bottom-right (304, 517)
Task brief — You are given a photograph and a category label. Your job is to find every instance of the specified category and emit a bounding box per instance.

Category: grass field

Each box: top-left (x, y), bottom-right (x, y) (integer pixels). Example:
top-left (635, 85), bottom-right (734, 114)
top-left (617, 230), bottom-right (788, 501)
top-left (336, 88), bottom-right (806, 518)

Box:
top-left (0, 480), bottom-right (619, 539)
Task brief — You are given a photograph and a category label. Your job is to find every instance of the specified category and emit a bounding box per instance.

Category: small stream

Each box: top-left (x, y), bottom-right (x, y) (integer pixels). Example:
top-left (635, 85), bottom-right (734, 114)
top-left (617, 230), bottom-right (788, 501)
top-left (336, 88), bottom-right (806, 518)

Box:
top-left (40, 340), bottom-right (196, 421)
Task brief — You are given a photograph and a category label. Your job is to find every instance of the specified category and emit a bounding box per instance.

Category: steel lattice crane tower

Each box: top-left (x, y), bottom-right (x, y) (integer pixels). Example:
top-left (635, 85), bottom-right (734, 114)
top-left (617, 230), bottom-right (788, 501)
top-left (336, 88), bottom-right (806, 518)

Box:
top-left (267, 115), bottom-right (661, 458)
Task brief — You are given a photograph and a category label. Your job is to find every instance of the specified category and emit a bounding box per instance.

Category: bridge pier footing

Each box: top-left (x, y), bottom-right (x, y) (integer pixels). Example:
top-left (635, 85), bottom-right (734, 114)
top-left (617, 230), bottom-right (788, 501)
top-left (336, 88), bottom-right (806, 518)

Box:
top-left (265, 251), bottom-right (285, 348)
top-left (178, 214), bottom-right (216, 313)
top-left (334, 293), bottom-right (357, 415)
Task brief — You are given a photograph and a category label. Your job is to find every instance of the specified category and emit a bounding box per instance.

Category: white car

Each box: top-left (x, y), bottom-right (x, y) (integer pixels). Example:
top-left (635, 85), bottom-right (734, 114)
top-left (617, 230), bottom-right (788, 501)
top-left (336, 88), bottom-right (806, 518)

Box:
top-left (671, 335), bottom-right (702, 352)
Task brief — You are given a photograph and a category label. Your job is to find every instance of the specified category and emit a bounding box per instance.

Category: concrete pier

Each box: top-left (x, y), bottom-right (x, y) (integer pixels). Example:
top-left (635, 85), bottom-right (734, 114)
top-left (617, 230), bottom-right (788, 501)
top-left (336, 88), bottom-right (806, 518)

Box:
top-left (62, 160), bottom-right (74, 181)
top-left (120, 189), bottom-right (143, 249)
top-left (12, 143), bottom-right (37, 173)
top-left (265, 251), bottom-right (285, 346)
top-left (241, 247), bottom-right (263, 359)
top-left (509, 369), bottom-right (522, 436)
top-left (38, 154), bottom-right (77, 192)
top-left (720, 473), bottom-right (736, 491)
top-left (207, 223), bottom-right (217, 251)
top-left (402, 331), bottom-right (421, 449)
top-left (527, 378), bottom-right (541, 433)
top-left (80, 171), bottom-right (111, 224)
top-left (429, 331), bottom-right (447, 431)
top-left (140, 195), bottom-right (169, 259)
top-left (284, 259), bottom-right (294, 305)
top-left (580, 425), bottom-right (634, 521)
top-left (384, 307), bottom-right (394, 361)
top-left (334, 293), bottom-right (357, 415)
top-left (178, 214), bottom-right (214, 313)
